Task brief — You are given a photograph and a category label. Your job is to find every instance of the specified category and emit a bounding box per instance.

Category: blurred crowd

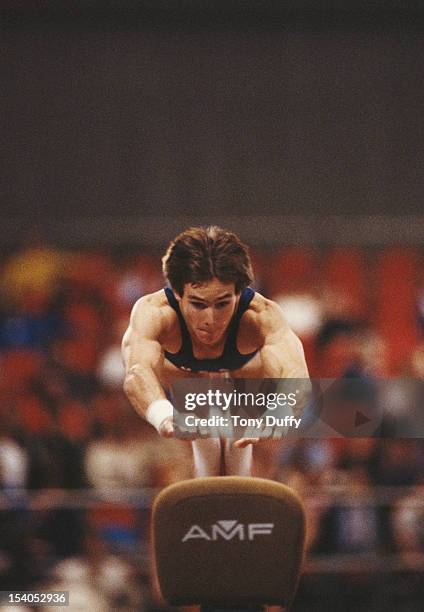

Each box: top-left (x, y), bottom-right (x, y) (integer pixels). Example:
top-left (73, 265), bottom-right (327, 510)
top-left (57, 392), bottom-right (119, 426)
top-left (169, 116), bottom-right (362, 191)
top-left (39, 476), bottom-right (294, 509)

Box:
top-left (0, 237), bottom-right (423, 610)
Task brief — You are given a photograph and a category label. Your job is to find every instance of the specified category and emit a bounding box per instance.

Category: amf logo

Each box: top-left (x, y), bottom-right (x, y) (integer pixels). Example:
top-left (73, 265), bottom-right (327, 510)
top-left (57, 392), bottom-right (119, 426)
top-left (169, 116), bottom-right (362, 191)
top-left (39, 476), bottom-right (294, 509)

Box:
top-left (182, 520), bottom-right (274, 542)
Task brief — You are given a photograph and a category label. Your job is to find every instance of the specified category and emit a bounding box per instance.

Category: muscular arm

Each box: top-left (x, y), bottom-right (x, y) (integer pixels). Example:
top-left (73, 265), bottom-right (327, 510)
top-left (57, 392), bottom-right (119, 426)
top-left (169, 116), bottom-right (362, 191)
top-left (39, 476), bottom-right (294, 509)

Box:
top-left (233, 300), bottom-right (309, 448)
top-left (122, 297), bottom-right (173, 435)
top-left (258, 301), bottom-right (310, 419)
top-left (258, 301), bottom-right (309, 379)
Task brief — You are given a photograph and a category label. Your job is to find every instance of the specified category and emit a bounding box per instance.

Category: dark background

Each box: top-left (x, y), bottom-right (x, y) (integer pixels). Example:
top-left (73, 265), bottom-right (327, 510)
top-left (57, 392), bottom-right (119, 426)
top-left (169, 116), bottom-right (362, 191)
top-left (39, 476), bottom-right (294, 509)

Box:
top-left (1, 0), bottom-right (424, 246)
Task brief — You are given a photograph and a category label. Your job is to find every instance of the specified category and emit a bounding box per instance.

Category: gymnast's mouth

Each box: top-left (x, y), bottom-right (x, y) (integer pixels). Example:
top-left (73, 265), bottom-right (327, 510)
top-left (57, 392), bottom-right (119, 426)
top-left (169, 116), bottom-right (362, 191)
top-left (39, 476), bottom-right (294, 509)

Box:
top-left (196, 328), bottom-right (221, 343)
top-left (197, 328), bottom-right (214, 337)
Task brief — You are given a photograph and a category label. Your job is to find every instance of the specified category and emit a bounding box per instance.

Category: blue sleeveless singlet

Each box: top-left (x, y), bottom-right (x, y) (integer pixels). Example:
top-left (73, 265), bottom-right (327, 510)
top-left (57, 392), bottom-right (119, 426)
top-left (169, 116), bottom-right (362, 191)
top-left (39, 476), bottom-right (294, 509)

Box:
top-left (164, 287), bottom-right (259, 372)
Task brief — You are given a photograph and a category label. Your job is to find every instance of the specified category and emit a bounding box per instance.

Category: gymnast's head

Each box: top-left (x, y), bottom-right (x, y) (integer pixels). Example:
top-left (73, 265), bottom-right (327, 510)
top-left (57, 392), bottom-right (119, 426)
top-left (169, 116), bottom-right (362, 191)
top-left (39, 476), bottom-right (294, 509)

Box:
top-left (162, 226), bottom-right (254, 345)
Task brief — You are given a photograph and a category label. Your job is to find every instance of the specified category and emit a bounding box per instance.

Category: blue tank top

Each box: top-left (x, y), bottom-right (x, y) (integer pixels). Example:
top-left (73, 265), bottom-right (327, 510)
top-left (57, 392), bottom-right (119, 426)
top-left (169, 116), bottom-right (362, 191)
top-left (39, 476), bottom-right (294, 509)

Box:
top-left (164, 287), bottom-right (259, 372)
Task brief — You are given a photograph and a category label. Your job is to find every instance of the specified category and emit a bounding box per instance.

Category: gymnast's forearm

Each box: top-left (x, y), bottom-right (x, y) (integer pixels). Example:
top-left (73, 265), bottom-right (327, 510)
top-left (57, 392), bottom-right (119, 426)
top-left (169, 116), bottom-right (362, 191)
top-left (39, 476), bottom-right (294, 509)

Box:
top-left (124, 364), bottom-right (175, 437)
top-left (124, 363), bottom-right (164, 413)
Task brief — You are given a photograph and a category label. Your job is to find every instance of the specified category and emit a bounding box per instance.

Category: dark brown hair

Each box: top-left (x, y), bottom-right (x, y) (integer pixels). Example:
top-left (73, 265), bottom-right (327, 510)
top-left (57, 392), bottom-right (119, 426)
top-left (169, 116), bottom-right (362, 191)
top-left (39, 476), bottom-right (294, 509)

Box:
top-left (162, 226), bottom-right (254, 295)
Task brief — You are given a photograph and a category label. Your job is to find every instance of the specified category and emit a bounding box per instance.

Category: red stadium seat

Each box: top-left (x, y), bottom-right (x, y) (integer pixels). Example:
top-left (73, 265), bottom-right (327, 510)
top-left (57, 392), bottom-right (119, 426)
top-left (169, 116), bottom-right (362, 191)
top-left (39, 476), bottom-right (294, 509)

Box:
top-left (58, 401), bottom-right (93, 442)
top-left (2, 349), bottom-right (43, 391)
top-left (374, 248), bottom-right (420, 374)
top-left (321, 248), bottom-right (367, 318)
top-left (265, 248), bottom-right (317, 296)
top-left (15, 394), bottom-right (53, 434)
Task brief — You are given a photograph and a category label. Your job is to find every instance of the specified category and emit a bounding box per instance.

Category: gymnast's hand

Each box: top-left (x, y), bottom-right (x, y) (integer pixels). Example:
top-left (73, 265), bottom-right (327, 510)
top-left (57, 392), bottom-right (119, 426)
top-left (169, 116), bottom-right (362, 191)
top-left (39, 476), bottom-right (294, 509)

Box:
top-left (232, 437), bottom-right (260, 448)
top-left (158, 415), bottom-right (175, 438)
top-left (159, 415), bottom-right (204, 441)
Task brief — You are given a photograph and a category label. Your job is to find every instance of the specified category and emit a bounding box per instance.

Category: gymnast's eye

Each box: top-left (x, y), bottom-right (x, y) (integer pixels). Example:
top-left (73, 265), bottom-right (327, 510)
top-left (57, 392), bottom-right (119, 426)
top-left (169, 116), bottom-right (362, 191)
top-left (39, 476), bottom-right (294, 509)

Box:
top-left (215, 301), bottom-right (230, 309)
top-left (190, 302), bottom-right (207, 310)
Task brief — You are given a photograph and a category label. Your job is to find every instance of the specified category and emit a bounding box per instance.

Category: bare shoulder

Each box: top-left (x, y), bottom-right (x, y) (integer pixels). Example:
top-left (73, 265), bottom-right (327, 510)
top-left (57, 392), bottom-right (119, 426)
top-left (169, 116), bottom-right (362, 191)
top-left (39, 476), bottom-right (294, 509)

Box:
top-left (129, 289), bottom-right (176, 339)
top-left (246, 292), bottom-right (309, 377)
top-left (244, 292), bottom-right (289, 339)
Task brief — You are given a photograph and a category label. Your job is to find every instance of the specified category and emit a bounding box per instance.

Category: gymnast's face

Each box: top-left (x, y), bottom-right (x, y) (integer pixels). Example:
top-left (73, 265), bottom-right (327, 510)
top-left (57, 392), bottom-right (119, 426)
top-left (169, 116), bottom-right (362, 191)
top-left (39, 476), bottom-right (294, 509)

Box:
top-left (176, 278), bottom-right (238, 346)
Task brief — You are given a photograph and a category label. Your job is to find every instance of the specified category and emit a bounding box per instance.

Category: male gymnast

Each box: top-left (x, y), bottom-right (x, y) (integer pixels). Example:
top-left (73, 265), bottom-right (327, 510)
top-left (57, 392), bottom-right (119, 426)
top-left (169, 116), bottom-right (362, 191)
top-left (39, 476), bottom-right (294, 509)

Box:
top-left (122, 226), bottom-right (309, 477)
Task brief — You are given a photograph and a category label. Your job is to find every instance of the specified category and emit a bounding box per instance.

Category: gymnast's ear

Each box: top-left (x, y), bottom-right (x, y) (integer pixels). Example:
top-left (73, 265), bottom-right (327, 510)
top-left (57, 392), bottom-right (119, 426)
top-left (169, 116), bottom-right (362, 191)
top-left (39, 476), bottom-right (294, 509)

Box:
top-left (152, 476), bottom-right (306, 609)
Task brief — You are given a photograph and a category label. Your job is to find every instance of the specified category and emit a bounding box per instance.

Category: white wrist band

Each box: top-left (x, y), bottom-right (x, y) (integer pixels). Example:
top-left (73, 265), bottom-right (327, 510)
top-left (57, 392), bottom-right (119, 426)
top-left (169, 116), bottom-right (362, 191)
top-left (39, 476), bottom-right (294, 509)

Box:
top-left (146, 399), bottom-right (174, 432)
